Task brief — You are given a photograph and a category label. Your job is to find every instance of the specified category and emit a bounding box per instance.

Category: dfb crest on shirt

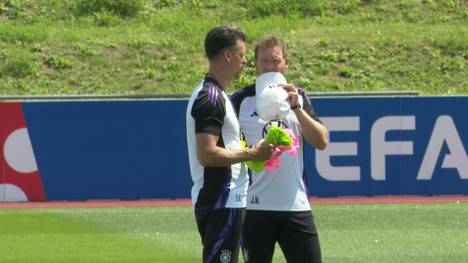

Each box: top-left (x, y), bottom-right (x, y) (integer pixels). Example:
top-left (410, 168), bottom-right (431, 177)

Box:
top-left (262, 120), bottom-right (288, 138)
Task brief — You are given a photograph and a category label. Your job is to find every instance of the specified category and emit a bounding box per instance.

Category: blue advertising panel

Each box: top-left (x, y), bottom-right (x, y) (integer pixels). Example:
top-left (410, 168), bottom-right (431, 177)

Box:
top-left (15, 96), bottom-right (467, 200)
top-left (22, 100), bottom-right (192, 200)
top-left (306, 96), bottom-right (468, 196)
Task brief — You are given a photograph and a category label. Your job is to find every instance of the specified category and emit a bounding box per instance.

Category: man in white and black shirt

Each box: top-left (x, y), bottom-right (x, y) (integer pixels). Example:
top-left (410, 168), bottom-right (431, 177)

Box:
top-left (186, 26), bottom-right (275, 263)
top-left (231, 36), bottom-right (329, 263)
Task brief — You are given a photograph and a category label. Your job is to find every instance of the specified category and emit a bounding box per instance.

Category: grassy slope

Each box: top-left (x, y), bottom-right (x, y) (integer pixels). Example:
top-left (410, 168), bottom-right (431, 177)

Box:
top-left (0, 0), bottom-right (467, 96)
top-left (0, 204), bottom-right (467, 262)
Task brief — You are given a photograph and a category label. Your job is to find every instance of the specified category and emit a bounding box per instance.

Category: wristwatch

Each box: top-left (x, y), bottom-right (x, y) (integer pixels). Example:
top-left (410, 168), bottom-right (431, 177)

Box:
top-left (290, 104), bottom-right (301, 110)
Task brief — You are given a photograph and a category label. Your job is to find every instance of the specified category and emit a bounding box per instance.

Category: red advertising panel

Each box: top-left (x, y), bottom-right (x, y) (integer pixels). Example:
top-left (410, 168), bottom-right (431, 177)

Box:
top-left (0, 102), bottom-right (45, 201)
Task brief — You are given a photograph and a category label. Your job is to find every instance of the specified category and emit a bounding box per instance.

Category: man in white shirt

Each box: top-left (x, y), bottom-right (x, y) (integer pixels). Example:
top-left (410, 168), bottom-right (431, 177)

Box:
top-left (186, 26), bottom-right (276, 263)
top-left (231, 36), bottom-right (329, 263)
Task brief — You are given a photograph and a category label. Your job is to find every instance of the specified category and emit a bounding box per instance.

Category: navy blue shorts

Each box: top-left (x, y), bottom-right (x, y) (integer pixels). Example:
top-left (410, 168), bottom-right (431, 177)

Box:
top-left (195, 208), bottom-right (246, 263)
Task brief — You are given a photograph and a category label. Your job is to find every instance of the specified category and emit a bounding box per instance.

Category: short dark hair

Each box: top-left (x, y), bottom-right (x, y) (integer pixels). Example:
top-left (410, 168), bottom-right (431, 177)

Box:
top-left (254, 36), bottom-right (288, 60)
top-left (204, 25), bottom-right (246, 60)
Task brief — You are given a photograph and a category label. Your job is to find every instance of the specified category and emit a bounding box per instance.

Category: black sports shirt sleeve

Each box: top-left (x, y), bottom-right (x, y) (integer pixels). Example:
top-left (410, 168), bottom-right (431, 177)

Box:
top-left (299, 88), bottom-right (323, 124)
top-left (191, 83), bottom-right (226, 135)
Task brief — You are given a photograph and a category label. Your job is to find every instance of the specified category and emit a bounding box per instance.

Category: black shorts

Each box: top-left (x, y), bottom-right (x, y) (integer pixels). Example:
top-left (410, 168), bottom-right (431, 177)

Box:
top-left (242, 210), bottom-right (321, 263)
top-left (195, 208), bottom-right (246, 263)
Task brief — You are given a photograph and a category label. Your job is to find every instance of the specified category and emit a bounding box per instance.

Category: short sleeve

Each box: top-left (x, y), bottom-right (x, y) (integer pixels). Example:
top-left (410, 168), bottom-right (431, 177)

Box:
top-left (230, 84), bottom-right (255, 116)
top-left (191, 83), bottom-right (226, 135)
top-left (299, 88), bottom-right (323, 124)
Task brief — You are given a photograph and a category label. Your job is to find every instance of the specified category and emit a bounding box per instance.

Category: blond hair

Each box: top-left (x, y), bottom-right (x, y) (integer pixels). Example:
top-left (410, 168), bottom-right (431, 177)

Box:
top-left (254, 36), bottom-right (288, 60)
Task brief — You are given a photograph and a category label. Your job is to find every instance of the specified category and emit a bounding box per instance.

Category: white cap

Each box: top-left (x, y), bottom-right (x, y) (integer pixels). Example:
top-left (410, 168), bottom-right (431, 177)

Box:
top-left (255, 72), bottom-right (290, 121)
top-left (255, 72), bottom-right (287, 94)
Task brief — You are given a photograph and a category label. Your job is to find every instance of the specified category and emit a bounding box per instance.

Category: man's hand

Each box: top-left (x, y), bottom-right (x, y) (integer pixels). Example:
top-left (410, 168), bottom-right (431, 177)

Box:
top-left (279, 83), bottom-right (299, 107)
top-left (250, 139), bottom-right (276, 161)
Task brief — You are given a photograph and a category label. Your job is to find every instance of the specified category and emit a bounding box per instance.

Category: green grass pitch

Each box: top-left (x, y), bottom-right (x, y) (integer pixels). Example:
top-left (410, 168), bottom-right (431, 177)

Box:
top-left (1, 203), bottom-right (467, 262)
